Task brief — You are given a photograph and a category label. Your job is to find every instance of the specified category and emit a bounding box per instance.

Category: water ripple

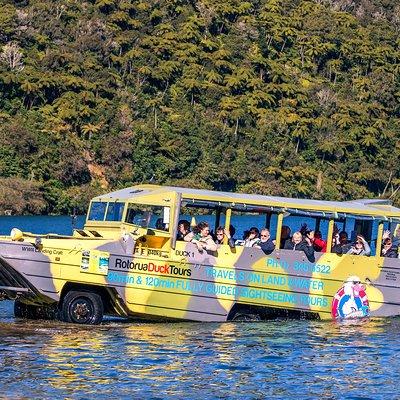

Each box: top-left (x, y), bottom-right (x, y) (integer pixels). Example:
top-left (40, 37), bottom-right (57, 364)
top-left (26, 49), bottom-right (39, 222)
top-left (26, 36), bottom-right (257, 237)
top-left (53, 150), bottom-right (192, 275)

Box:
top-left (1, 301), bottom-right (399, 399)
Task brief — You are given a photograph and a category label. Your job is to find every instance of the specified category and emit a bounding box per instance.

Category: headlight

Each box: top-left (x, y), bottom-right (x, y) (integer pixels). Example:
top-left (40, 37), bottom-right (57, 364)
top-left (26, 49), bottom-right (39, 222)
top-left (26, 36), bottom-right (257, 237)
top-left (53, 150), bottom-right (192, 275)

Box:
top-left (10, 228), bottom-right (23, 241)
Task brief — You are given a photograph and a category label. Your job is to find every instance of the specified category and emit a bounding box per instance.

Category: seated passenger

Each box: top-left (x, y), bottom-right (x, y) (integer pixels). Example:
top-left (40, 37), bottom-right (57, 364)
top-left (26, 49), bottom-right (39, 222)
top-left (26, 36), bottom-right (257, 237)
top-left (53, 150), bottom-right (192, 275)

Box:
top-left (254, 228), bottom-right (275, 255)
top-left (155, 218), bottom-right (167, 231)
top-left (243, 227), bottom-right (260, 247)
top-left (284, 231), bottom-right (315, 262)
top-left (234, 230), bottom-right (248, 246)
top-left (214, 225), bottom-right (235, 248)
top-left (186, 221), bottom-right (217, 252)
top-left (177, 220), bottom-right (191, 241)
top-left (280, 225), bottom-right (291, 249)
top-left (381, 238), bottom-right (398, 258)
top-left (312, 230), bottom-right (327, 252)
top-left (392, 226), bottom-right (400, 249)
top-left (346, 235), bottom-right (371, 256)
top-left (332, 231), bottom-right (352, 254)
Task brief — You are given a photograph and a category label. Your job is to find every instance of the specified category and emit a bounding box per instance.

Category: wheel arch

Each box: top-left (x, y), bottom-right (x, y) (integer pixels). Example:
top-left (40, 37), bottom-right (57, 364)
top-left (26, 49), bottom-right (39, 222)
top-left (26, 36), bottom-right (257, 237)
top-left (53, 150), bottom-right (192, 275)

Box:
top-left (59, 282), bottom-right (128, 317)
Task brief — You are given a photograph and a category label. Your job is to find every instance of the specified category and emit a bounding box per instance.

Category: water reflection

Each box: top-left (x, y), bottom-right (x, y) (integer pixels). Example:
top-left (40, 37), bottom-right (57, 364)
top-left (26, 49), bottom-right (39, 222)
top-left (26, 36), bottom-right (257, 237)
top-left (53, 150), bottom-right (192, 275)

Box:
top-left (1, 300), bottom-right (400, 398)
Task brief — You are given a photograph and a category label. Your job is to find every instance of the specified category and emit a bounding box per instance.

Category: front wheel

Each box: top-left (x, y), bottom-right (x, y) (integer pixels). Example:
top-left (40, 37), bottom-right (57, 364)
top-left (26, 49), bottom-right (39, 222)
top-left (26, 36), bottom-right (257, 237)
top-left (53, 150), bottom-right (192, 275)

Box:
top-left (60, 291), bottom-right (103, 325)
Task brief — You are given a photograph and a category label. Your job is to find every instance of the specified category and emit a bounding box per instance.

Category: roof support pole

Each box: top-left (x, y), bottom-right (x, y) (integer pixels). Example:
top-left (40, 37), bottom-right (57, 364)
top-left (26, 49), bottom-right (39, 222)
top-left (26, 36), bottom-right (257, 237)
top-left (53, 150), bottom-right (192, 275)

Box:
top-left (265, 212), bottom-right (272, 230)
top-left (376, 221), bottom-right (384, 257)
top-left (326, 219), bottom-right (335, 253)
top-left (224, 208), bottom-right (232, 245)
top-left (215, 207), bottom-right (221, 233)
top-left (275, 212), bottom-right (284, 249)
top-left (315, 217), bottom-right (321, 232)
top-left (170, 192), bottom-right (182, 250)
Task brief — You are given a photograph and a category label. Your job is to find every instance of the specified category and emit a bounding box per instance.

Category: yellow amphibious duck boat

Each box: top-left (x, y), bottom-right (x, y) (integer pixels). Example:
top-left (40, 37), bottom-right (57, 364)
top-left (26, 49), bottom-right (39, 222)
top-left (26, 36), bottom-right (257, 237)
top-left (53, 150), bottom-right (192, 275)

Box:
top-left (1, 184), bottom-right (400, 324)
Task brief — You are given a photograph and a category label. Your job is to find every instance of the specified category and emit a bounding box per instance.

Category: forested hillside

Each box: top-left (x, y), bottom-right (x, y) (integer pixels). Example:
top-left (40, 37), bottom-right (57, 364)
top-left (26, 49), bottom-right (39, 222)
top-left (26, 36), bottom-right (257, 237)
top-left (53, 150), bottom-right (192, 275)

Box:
top-left (1, 0), bottom-right (400, 214)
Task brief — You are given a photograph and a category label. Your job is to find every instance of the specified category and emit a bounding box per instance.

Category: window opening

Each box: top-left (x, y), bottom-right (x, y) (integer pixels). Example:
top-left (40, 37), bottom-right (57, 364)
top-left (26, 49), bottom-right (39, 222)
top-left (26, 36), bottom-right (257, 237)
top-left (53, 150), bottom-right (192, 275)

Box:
top-left (380, 221), bottom-right (400, 258)
top-left (280, 214), bottom-right (329, 252)
top-left (229, 211), bottom-right (279, 244)
top-left (88, 202), bottom-right (107, 221)
top-left (178, 206), bottom-right (222, 236)
top-left (125, 204), bottom-right (170, 231)
top-left (331, 217), bottom-right (377, 256)
top-left (105, 202), bottom-right (125, 221)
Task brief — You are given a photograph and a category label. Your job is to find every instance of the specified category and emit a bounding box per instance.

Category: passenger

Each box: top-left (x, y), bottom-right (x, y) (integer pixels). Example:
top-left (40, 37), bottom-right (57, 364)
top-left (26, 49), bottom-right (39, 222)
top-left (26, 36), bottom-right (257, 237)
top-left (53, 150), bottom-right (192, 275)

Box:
top-left (392, 226), bottom-right (400, 249)
top-left (243, 227), bottom-right (260, 247)
top-left (300, 225), bottom-right (325, 252)
top-left (186, 221), bottom-right (217, 252)
top-left (347, 235), bottom-right (371, 256)
top-left (155, 218), bottom-right (167, 231)
top-left (312, 230), bottom-right (327, 252)
top-left (381, 237), bottom-right (398, 258)
top-left (235, 230), bottom-right (248, 246)
top-left (214, 225), bottom-right (235, 248)
top-left (254, 228), bottom-right (275, 255)
top-left (280, 225), bottom-right (291, 249)
top-left (299, 223), bottom-right (310, 237)
top-left (332, 231), bottom-right (352, 254)
top-left (284, 231), bottom-right (315, 262)
top-left (177, 219), bottom-right (191, 241)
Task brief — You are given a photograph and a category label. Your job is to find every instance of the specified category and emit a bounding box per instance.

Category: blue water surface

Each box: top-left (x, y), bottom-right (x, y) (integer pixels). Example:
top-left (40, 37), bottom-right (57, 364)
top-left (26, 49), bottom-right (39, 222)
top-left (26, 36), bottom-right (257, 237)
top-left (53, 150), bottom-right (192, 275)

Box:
top-left (0, 303), bottom-right (399, 399)
top-left (0, 215), bottom-right (86, 236)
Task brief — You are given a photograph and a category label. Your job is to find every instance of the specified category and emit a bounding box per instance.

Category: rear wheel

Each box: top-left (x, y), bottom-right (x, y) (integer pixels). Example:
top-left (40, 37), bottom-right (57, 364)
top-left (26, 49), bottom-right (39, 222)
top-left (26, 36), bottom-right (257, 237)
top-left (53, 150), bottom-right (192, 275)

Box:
top-left (60, 291), bottom-right (103, 325)
top-left (231, 312), bottom-right (261, 322)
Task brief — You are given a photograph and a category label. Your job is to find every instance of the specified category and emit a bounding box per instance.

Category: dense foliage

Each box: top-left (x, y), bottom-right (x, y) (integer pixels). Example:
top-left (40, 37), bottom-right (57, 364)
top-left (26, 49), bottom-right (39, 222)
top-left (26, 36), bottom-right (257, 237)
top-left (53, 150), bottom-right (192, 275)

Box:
top-left (1, 0), bottom-right (400, 214)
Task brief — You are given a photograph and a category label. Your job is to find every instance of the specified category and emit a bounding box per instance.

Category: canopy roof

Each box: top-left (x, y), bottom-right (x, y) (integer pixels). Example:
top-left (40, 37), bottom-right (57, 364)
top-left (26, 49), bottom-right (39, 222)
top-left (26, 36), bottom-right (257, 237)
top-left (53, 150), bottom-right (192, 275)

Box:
top-left (92, 184), bottom-right (400, 219)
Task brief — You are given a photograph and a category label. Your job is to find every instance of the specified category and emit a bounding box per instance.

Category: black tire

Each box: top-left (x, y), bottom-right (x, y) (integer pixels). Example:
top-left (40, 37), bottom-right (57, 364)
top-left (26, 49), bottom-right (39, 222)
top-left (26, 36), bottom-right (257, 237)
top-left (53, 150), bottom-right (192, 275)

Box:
top-left (14, 300), bottom-right (57, 320)
top-left (231, 312), bottom-right (262, 322)
top-left (60, 291), bottom-right (103, 325)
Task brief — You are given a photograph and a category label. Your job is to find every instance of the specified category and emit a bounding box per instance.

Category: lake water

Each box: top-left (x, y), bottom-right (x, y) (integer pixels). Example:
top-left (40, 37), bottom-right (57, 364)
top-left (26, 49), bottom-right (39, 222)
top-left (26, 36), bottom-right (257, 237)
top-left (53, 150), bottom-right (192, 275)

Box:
top-left (0, 216), bottom-right (399, 398)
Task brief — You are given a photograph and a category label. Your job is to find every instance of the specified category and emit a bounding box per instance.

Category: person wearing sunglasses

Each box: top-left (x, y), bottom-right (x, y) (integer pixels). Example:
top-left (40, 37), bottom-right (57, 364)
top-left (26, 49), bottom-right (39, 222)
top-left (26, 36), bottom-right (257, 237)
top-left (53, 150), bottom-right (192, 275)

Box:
top-left (347, 235), bottom-right (371, 256)
top-left (381, 237), bottom-right (398, 258)
top-left (214, 225), bottom-right (235, 248)
top-left (253, 228), bottom-right (275, 255)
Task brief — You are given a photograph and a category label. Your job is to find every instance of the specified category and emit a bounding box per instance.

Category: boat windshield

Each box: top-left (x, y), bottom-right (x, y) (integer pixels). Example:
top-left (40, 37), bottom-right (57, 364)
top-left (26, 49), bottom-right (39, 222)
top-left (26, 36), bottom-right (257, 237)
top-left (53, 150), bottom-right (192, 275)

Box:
top-left (125, 204), bottom-right (169, 231)
top-left (105, 202), bottom-right (125, 221)
top-left (88, 202), bottom-right (107, 221)
top-left (88, 201), bottom-right (125, 222)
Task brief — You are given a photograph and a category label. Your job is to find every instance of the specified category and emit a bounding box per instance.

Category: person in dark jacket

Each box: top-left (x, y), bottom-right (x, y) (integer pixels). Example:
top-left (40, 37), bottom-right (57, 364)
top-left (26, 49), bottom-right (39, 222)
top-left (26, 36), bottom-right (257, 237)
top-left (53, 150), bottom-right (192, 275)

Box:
top-left (177, 219), bottom-right (191, 241)
top-left (332, 231), bottom-right (352, 254)
top-left (381, 237), bottom-right (398, 258)
top-left (254, 228), bottom-right (275, 255)
top-left (284, 231), bottom-right (315, 262)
